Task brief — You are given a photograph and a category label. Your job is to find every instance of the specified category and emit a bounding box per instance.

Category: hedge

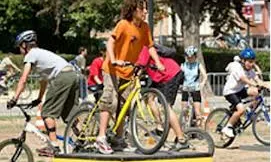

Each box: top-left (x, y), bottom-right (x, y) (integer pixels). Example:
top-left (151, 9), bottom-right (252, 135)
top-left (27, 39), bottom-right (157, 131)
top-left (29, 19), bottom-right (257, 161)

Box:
top-left (0, 48), bottom-right (269, 73)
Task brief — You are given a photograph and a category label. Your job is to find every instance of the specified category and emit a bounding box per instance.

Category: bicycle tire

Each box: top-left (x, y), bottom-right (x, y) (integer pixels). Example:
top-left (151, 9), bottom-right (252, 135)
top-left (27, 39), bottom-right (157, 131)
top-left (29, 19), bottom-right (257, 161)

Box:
top-left (9, 79), bottom-right (32, 100)
top-left (63, 107), bottom-right (98, 154)
top-left (205, 108), bottom-right (235, 148)
top-left (0, 138), bottom-right (34, 162)
top-left (252, 109), bottom-right (270, 146)
top-left (185, 128), bottom-right (215, 156)
top-left (131, 88), bottom-right (169, 154)
top-left (20, 84), bottom-right (32, 100)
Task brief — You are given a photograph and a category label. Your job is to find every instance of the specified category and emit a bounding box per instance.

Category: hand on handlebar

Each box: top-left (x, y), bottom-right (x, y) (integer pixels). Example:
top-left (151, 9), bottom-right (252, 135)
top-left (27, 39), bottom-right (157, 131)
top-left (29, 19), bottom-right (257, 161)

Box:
top-left (112, 60), bottom-right (126, 67)
top-left (7, 97), bottom-right (17, 109)
top-left (31, 99), bottom-right (42, 107)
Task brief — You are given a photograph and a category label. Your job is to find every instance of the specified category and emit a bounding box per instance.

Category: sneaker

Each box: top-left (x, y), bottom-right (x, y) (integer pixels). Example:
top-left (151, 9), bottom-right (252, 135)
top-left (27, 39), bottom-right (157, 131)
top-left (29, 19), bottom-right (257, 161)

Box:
top-left (222, 126), bottom-right (235, 138)
top-left (110, 137), bottom-right (128, 151)
top-left (36, 146), bottom-right (60, 157)
top-left (94, 136), bottom-right (113, 154)
top-left (144, 128), bottom-right (163, 137)
top-left (172, 138), bottom-right (189, 151)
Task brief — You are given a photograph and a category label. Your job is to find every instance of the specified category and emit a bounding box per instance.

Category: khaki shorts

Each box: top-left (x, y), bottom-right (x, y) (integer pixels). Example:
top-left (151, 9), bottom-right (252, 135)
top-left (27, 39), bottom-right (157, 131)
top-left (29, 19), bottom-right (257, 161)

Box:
top-left (41, 71), bottom-right (79, 123)
top-left (99, 72), bottom-right (133, 113)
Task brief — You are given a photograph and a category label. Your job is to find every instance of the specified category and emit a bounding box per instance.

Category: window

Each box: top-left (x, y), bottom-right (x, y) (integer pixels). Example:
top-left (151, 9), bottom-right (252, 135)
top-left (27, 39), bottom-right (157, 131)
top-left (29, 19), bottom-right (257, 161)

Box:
top-left (254, 5), bottom-right (263, 23)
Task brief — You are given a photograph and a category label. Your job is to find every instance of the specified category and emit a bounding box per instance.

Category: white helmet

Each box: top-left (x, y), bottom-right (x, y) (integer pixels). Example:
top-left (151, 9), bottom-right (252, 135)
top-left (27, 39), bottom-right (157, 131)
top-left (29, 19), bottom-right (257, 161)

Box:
top-left (185, 46), bottom-right (198, 57)
top-left (15, 30), bottom-right (37, 47)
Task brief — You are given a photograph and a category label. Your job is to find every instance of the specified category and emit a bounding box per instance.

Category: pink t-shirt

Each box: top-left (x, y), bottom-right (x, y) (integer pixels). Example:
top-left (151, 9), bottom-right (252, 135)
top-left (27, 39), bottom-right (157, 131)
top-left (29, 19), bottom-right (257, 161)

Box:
top-left (87, 57), bottom-right (104, 86)
top-left (136, 46), bottom-right (181, 83)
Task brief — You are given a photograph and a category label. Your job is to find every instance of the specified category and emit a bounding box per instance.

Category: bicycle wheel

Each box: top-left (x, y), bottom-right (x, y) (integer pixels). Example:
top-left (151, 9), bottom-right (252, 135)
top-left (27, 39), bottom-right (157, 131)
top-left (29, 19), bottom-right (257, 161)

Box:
top-left (10, 82), bottom-right (32, 100)
top-left (184, 128), bottom-right (215, 156)
top-left (205, 108), bottom-right (235, 148)
top-left (252, 108), bottom-right (270, 146)
top-left (20, 84), bottom-right (32, 100)
top-left (131, 88), bottom-right (169, 154)
top-left (63, 107), bottom-right (99, 154)
top-left (0, 138), bottom-right (34, 162)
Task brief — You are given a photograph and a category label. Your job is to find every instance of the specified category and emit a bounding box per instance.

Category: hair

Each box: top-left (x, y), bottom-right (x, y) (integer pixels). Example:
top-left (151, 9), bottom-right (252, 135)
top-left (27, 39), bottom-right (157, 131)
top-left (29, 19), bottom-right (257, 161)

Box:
top-left (78, 46), bottom-right (87, 54)
top-left (26, 41), bottom-right (38, 50)
top-left (121, 0), bottom-right (147, 21)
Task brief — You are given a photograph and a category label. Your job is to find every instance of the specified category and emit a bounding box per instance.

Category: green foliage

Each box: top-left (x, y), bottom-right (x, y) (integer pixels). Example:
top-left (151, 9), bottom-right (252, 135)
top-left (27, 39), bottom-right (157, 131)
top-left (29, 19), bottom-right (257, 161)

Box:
top-left (0, 48), bottom-right (269, 74)
top-left (64, 0), bottom-right (121, 39)
top-left (201, 48), bottom-right (270, 72)
top-left (174, 47), bottom-right (270, 73)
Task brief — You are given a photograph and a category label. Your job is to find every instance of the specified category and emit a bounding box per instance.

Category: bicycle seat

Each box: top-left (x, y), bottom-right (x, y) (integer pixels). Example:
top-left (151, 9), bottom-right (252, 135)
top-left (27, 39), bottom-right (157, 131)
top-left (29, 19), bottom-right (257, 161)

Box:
top-left (88, 84), bottom-right (103, 93)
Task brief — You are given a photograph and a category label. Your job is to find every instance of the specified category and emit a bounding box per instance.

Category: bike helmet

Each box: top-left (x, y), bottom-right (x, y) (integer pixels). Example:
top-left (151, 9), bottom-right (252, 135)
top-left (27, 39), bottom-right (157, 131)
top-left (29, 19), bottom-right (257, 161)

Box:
top-left (240, 48), bottom-right (256, 60)
top-left (185, 46), bottom-right (198, 57)
top-left (15, 30), bottom-right (37, 47)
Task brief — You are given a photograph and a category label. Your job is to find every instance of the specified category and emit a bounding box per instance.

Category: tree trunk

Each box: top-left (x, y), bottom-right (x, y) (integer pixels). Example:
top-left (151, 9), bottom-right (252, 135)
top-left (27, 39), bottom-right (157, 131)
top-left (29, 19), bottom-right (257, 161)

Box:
top-left (171, 7), bottom-right (177, 49)
top-left (170, 0), bottom-right (213, 97)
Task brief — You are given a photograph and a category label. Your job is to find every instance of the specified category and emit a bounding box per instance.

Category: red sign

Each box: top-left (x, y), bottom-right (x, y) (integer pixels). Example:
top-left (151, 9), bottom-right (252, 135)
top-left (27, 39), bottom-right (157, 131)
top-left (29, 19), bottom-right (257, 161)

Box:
top-left (242, 5), bottom-right (254, 18)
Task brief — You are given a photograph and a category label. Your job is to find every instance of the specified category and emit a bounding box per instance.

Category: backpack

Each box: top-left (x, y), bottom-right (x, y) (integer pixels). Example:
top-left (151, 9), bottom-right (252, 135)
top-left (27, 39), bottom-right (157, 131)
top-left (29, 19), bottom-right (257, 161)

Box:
top-left (154, 44), bottom-right (176, 58)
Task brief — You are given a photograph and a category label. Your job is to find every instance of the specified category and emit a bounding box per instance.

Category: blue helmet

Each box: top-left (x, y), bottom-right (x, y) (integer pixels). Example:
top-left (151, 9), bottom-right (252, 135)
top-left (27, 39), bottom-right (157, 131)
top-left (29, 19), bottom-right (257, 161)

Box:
top-left (240, 48), bottom-right (256, 60)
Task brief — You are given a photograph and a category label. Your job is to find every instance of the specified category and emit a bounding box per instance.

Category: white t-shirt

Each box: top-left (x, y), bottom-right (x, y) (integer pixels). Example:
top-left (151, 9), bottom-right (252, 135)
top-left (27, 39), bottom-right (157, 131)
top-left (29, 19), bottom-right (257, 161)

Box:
top-left (225, 61), bottom-right (240, 74)
top-left (223, 62), bottom-right (256, 95)
top-left (24, 48), bottom-right (69, 80)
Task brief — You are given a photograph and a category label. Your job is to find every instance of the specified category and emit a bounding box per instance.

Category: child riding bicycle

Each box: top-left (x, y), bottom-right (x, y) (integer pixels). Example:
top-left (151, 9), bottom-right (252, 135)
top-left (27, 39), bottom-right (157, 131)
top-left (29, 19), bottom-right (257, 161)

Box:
top-left (95, 0), bottom-right (164, 154)
top-left (222, 48), bottom-right (269, 138)
top-left (7, 30), bottom-right (79, 156)
top-left (181, 46), bottom-right (208, 127)
top-left (137, 45), bottom-right (189, 150)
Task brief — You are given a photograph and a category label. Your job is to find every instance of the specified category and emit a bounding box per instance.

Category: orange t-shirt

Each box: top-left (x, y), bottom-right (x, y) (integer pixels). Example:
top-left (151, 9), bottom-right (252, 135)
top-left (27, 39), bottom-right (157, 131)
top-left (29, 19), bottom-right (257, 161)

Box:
top-left (102, 20), bottom-right (154, 80)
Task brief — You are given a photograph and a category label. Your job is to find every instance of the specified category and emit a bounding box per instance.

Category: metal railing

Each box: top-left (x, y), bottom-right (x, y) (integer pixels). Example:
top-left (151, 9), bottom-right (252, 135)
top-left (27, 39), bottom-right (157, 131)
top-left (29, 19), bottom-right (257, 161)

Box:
top-left (207, 72), bottom-right (270, 96)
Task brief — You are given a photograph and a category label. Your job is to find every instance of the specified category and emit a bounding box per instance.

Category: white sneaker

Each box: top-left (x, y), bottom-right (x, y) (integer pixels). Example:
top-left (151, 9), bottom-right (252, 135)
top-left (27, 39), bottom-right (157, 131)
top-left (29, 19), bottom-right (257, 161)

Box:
top-left (222, 126), bottom-right (235, 138)
top-left (94, 136), bottom-right (114, 154)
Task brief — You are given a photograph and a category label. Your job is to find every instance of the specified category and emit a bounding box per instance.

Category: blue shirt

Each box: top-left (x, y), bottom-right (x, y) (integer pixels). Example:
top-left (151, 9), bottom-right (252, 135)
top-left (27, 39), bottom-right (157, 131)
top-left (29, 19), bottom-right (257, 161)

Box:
top-left (181, 62), bottom-right (200, 91)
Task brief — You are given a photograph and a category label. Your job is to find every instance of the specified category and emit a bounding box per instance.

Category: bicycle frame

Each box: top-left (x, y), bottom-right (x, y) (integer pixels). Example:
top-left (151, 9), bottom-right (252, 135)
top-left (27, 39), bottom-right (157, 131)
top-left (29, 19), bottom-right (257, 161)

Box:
top-left (236, 95), bottom-right (269, 131)
top-left (78, 73), bottom-right (148, 141)
top-left (218, 92), bottom-right (269, 134)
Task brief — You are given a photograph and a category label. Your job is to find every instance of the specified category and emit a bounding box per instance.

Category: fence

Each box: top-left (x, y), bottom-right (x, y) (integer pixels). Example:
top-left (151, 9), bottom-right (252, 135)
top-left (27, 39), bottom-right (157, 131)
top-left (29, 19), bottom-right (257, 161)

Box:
top-left (207, 72), bottom-right (270, 96)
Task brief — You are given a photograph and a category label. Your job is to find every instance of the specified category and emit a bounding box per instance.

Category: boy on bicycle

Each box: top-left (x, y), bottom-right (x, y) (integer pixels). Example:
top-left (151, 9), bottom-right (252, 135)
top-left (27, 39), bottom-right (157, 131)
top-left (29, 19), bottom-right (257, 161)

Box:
top-left (7, 30), bottom-right (79, 156)
top-left (137, 45), bottom-right (189, 150)
top-left (222, 48), bottom-right (269, 137)
top-left (0, 55), bottom-right (21, 90)
top-left (95, 0), bottom-right (164, 154)
top-left (181, 46), bottom-right (208, 126)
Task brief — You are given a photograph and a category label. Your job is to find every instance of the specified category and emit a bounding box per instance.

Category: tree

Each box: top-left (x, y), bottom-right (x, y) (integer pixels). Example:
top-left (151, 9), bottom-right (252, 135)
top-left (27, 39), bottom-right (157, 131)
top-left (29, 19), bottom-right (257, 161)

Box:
top-left (0, 0), bottom-right (37, 52)
top-left (166, 0), bottom-right (247, 96)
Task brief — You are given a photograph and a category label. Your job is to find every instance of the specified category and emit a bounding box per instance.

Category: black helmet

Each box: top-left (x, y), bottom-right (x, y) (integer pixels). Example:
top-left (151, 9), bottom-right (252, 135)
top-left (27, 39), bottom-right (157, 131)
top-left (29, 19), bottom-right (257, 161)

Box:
top-left (15, 30), bottom-right (37, 47)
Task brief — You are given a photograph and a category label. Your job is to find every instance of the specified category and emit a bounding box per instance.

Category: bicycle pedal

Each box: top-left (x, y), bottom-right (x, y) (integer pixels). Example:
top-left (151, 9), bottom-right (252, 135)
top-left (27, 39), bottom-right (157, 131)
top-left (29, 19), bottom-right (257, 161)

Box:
top-left (38, 152), bottom-right (55, 157)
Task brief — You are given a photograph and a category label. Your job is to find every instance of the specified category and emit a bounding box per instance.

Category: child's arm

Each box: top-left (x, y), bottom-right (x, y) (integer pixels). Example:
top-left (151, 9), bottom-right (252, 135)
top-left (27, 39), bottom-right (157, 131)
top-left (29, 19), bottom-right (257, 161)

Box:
top-left (199, 63), bottom-right (208, 87)
top-left (148, 47), bottom-right (165, 71)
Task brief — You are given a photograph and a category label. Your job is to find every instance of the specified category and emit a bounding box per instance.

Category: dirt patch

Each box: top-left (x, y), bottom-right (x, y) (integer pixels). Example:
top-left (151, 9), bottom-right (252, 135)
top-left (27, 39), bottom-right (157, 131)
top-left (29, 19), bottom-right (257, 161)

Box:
top-left (0, 116), bottom-right (270, 162)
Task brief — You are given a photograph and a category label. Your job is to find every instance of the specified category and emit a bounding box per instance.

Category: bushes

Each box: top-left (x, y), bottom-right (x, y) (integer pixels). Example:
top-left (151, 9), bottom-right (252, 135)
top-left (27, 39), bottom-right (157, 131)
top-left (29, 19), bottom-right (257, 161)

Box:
top-left (201, 48), bottom-right (270, 72)
top-left (174, 47), bottom-right (270, 73)
top-left (0, 47), bottom-right (269, 73)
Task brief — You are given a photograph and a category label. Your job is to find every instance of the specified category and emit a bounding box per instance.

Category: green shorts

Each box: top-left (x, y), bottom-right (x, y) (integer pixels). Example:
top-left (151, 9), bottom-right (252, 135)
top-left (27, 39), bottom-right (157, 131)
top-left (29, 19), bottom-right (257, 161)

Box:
top-left (41, 71), bottom-right (79, 123)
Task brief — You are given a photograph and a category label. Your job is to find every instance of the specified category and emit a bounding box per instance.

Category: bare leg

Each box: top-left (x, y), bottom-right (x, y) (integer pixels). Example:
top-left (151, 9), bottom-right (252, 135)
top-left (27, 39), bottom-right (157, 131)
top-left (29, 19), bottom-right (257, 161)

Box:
top-left (98, 111), bottom-right (110, 137)
top-left (168, 106), bottom-right (184, 139)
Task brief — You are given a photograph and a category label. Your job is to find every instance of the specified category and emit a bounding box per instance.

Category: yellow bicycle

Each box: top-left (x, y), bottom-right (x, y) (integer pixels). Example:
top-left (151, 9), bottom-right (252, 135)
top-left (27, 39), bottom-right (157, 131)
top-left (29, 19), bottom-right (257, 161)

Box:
top-left (63, 62), bottom-right (170, 154)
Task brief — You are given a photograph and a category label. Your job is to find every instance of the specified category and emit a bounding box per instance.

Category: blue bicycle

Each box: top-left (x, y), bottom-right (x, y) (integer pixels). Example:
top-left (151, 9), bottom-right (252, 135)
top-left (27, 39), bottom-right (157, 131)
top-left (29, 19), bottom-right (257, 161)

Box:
top-left (205, 87), bottom-right (270, 148)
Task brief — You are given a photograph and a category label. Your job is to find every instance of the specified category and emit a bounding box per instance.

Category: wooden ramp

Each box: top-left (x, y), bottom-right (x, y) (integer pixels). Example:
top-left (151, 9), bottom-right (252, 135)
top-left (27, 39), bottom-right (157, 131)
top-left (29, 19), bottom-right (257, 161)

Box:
top-left (53, 150), bottom-right (212, 162)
